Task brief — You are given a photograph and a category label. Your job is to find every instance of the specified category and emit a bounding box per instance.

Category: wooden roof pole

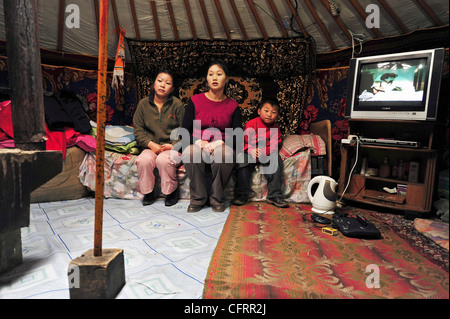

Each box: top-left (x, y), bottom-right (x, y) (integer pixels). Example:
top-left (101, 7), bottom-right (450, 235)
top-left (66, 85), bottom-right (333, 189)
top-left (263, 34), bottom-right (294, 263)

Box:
top-left (284, 0), bottom-right (308, 38)
top-left (347, 0), bottom-right (383, 38)
top-left (414, 0), bottom-right (443, 26)
top-left (214, 0), bottom-right (231, 41)
top-left (183, 0), bottom-right (197, 40)
top-left (377, 0), bottom-right (409, 33)
top-left (111, 0), bottom-right (120, 36)
top-left (93, 0), bottom-right (100, 37)
top-left (319, 0), bottom-right (352, 43)
top-left (57, 0), bottom-right (65, 51)
top-left (246, 0), bottom-right (268, 40)
top-left (199, 0), bottom-right (214, 40)
top-left (304, 0), bottom-right (337, 50)
top-left (129, 0), bottom-right (141, 40)
top-left (150, 0), bottom-right (161, 41)
top-left (94, 0), bottom-right (109, 257)
top-left (166, 0), bottom-right (180, 40)
top-left (229, 0), bottom-right (248, 40)
top-left (267, 0), bottom-right (288, 38)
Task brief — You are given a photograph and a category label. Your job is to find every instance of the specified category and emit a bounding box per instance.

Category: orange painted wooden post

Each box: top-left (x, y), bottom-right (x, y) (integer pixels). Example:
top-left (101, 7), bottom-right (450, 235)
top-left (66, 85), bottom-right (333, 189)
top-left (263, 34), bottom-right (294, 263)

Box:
top-left (94, 0), bottom-right (110, 257)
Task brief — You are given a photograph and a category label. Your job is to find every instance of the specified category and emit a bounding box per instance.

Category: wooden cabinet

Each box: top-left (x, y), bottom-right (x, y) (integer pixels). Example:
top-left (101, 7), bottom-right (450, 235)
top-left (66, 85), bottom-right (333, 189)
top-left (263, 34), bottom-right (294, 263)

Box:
top-left (338, 119), bottom-right (437, 213)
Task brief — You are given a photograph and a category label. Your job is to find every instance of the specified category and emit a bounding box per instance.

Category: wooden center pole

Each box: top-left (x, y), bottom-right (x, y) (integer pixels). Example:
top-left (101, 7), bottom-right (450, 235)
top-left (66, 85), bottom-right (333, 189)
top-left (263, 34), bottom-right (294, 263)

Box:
top-left (94, 0), bottom-right (110, 257)
top-left (3, 0), bottom-right (46, 151)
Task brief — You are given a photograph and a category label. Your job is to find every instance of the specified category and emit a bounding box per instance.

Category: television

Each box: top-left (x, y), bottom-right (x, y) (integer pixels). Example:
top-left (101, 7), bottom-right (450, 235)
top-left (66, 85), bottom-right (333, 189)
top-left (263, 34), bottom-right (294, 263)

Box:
top-left (345, 48), bottom-right (444, 121)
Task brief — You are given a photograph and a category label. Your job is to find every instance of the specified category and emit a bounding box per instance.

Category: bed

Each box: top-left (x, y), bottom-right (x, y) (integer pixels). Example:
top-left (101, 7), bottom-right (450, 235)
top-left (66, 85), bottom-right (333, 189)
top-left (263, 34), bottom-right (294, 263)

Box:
top-left (77, 120), bottom-right (331, 203)
top-left (30, 146), bottom-right (89, 203)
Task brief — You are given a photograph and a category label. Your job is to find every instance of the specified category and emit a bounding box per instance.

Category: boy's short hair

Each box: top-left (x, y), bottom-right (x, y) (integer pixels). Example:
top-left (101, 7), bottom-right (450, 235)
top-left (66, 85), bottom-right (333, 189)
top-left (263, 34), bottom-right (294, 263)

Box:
top-left (259, 99), bottom-right (279, 110)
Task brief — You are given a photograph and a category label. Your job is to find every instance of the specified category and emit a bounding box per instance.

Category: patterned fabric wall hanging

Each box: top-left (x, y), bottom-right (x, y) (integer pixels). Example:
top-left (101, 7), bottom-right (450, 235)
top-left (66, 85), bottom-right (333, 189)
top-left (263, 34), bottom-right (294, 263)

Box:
top-left (127, 37), bottom-right (315, 136)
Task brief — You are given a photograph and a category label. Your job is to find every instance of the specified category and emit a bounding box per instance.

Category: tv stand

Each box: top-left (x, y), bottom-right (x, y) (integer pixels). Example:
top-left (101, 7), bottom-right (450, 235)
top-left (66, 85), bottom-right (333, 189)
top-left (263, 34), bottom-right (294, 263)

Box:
top-left (338, 119), bottom-right (437, 214)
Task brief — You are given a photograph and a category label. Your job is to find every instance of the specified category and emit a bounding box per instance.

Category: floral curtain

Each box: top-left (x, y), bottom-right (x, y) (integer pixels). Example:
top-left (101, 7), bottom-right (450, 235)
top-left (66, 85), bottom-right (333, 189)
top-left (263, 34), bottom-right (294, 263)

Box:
top-left (127, 37), bottom-right (315, 136)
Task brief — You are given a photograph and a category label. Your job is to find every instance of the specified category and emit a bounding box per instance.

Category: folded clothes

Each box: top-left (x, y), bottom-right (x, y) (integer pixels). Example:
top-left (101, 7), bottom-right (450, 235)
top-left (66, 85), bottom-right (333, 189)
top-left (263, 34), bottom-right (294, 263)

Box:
top-left (0, 139), bottom-right (14, 148)
top-left (90, 121), bottom-right (135, 146)
top-left (105, 140), bottom-right (140, 154)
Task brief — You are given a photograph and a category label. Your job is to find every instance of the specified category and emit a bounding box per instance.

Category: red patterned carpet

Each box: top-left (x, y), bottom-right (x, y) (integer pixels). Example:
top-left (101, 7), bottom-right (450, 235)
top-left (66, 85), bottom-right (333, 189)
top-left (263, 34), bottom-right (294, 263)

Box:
top-left (203, 202), bottom-right (449, 299)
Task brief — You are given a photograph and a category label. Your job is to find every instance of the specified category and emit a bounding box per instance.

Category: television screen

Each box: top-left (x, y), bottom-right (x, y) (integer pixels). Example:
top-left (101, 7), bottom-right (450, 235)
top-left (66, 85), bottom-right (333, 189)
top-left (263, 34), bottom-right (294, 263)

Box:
top-left (357, 58), bottom-right (428, 106)
top-left (345, 48), bottom-right (444, 121)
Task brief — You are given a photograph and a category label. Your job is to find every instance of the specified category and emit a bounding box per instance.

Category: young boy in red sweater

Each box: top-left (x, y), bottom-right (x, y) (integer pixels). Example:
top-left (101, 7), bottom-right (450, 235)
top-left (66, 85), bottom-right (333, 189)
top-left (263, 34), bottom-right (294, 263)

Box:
top-left (233, 100), bottom-right (289, 208)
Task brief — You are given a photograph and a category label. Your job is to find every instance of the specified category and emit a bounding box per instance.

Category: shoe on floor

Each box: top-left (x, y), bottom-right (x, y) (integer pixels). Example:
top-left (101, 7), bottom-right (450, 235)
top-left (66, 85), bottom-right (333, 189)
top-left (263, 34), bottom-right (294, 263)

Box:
top-left (211, 202), bottom-right (226, 212)
top-left (187, 204), bottom-right (203, 213)
top-left (165, 189), bottom-right (179, 207)
top-left (142, 192), bottom-right (155, 206)
top-left (232, 195), bottom-right (248, 206)
top-left (266, 197), bottom-right (289, 208)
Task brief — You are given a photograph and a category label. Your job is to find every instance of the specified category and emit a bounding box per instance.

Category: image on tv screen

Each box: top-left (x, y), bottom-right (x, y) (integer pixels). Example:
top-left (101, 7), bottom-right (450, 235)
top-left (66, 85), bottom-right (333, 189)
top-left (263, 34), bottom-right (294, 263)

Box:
top-left (357, 58), bottom-right (428, 103)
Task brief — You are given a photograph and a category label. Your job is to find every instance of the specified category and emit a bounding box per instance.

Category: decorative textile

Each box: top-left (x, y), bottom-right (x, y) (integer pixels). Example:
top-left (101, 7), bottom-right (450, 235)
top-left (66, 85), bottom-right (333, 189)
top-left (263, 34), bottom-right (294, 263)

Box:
top-left (203, 203), bottom-right (449, 299)
top-left (306, 67), bottom-right (349, 174)
top-left (112, 27), bottom-right (126, 112)
top-left (78, 149), bottom-right (312, 203)
top-left (112, 28), bottom-right (126, 91)
top-left (127, 37), bottom-right (315, 136)
top-left (414, 218), bottom-right (449, 251)
top-left (279, 134), bottom-right (326, 161)
top-left (252, 151), bottom-right (311, 203)
top-left (340, 206), bottom-right (449, 272)
top-left (79, 150), bottom-right (143, 200)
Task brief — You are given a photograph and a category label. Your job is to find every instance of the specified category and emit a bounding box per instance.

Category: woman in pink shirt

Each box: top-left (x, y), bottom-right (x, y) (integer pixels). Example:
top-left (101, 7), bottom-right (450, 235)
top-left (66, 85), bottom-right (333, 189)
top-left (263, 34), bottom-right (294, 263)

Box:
top-left (181, 61), bottom-right (242, 213)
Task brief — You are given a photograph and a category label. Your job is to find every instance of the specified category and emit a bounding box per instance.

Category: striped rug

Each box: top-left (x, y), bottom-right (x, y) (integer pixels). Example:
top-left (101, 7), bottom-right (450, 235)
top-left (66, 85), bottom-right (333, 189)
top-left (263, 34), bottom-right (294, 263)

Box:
top-left (203, 202), bottom-right (449, 299)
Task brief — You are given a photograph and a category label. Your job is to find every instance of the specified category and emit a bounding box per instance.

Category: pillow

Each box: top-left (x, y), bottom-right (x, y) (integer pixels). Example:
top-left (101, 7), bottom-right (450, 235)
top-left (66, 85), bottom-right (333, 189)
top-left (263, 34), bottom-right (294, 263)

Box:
top-left (279, 134), bottom-right (326, 161)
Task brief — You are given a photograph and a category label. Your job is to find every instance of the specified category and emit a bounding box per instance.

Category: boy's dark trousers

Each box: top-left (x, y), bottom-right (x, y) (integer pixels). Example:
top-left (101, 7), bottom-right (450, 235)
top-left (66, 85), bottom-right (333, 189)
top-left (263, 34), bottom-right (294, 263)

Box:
top-left (235, 152), bottom-right (284, 199)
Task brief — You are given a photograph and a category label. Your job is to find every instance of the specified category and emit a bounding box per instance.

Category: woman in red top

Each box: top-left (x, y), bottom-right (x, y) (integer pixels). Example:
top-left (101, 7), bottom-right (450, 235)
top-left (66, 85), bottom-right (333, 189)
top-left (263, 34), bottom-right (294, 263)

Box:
top-left (181, 61), bottom-right (242, 213)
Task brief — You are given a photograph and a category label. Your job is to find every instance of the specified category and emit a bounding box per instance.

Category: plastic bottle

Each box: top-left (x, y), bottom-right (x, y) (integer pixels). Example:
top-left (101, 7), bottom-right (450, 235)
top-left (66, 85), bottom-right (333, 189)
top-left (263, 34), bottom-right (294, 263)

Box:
top-left (403, 161), bottom-right (410, 180)
top-left (391, 160), bottom-right (398, 178)
top-left (379, 157), bottom-right (390, 178)
top-left (398, 160), bottom-right (404, 180)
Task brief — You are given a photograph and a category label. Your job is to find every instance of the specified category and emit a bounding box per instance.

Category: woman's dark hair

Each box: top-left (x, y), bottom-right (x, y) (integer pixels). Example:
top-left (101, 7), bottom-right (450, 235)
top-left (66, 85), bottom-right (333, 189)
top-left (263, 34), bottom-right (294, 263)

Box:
top-left (259, 99), bottom-right (279, 110)
top-left (207, 60), bottom-right (229, 77)
top-left (154, 68), bottom-right (175, 82)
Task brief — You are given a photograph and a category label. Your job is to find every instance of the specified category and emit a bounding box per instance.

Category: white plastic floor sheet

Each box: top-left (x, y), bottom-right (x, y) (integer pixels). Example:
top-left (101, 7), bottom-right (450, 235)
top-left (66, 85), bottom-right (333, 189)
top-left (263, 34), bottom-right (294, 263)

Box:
top-left (0, 198), bottom-right (229, 299)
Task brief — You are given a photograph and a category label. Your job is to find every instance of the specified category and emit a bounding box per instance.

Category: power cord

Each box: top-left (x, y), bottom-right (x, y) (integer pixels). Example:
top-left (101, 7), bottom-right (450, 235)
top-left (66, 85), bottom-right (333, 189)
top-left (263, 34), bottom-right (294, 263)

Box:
top-left (348, 30), bottom-right (365, 58)
top-left (337, 136), bottom-right (361, 207)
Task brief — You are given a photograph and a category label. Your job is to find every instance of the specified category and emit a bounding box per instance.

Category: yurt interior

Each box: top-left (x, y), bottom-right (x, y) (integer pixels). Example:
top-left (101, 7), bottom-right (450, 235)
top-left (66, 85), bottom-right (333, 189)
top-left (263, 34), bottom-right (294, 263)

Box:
top-left (0, 0), bottom-right (449, 305)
